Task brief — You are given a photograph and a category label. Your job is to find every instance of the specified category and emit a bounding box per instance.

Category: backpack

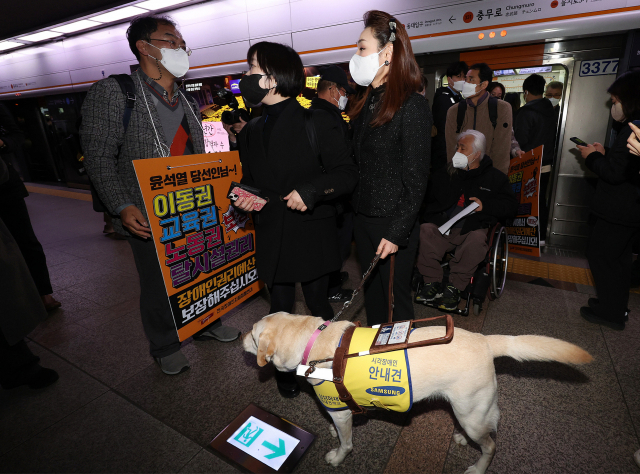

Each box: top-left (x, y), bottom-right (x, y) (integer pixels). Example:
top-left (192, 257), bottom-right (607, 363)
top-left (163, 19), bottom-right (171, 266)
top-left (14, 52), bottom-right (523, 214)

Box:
top-left (456, 95), bottom-right (498, 134)
top-left (109, 74), bottom-right (137, 132)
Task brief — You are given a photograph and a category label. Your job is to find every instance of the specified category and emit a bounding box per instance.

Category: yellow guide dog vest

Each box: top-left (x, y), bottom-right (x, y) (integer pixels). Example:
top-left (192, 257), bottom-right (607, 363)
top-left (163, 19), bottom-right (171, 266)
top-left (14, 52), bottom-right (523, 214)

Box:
top-left (312, 327), bottom-right (413, 412)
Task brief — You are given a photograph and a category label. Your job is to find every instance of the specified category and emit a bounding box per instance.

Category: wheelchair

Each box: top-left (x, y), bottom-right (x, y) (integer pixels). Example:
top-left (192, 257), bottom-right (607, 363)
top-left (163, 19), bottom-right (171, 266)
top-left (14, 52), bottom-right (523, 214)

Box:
top-left (412, 223), bottom-right (509, 316)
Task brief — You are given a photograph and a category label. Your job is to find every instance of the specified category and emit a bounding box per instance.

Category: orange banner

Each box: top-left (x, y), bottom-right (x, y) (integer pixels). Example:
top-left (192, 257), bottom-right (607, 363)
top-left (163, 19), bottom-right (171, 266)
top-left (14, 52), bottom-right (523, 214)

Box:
top-left (133, 152), bottom-right (263, 341)
top-left (506, 146), bottom-right (543, 258)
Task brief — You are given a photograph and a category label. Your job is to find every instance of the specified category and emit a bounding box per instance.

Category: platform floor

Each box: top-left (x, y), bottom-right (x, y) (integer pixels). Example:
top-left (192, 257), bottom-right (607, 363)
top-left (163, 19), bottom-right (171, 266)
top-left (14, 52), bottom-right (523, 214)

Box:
top-left (1, 187), bottom-right (639, 474)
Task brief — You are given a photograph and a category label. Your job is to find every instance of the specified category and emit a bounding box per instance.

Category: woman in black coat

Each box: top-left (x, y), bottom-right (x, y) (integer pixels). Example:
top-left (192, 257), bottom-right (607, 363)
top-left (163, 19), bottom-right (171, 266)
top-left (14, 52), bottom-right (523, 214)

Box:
top-left (234, 42), bottom-right (358, 396)
top-left (577, 70), bottom-right (640, 331)
top-left (348, 11), bottom-right (431, 326)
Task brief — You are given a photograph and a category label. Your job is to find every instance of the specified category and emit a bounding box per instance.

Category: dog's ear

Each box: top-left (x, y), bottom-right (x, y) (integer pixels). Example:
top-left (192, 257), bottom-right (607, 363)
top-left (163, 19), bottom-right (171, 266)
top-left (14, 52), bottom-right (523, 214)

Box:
top-left (256, 329), bottom-right (276, 367)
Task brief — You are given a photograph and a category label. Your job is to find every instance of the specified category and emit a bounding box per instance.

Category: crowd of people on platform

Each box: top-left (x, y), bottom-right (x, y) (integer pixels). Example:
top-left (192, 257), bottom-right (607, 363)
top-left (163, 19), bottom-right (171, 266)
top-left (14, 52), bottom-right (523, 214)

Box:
top-left (1, 10), bottom-right (640, 421)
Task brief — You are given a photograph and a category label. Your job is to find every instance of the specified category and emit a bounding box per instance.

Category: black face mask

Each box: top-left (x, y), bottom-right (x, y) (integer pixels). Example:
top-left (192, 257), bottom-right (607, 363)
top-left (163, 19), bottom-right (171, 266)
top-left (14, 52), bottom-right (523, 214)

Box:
top-left (239, 74), bottom-right (272, 107)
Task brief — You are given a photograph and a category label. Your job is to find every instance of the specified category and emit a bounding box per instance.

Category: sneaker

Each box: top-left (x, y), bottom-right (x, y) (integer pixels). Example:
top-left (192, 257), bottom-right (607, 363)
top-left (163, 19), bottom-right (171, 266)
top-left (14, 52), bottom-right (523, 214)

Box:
top-left (154, 350), bottom-right (190, 375)
top-left (588, 298), bottom-right (629, 322)
top-left (193, 324), bottom-right (241, 342)
top-left (439, 285), bottom-right (461, 311)
top-left (580, 306), bottom-right (625, 331)
top-left (328, 289), bottom-right (352, 302)
top-left (415, 281), bottom-right (442, 304)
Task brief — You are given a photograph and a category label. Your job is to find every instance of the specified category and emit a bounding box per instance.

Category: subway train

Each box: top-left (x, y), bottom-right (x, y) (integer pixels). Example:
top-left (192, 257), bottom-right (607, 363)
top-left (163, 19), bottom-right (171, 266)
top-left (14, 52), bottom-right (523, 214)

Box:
top-left (1, 0), bottom-right (639, 254)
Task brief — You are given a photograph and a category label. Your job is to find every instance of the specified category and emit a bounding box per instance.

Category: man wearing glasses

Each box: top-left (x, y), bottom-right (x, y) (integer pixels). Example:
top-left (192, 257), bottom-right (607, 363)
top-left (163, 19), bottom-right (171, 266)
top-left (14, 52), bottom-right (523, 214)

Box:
top-left (81, 16), bottom-right (240, 377)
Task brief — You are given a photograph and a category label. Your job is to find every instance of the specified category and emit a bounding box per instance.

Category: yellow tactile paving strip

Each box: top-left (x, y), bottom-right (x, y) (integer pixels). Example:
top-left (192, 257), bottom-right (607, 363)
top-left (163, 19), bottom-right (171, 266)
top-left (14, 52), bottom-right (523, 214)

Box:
top-left (26, 185), bottom-right (92, 202)
top-left (25, 184), bottom-right (640, 293)
top-left (509, 256), bottom-right (595, 286)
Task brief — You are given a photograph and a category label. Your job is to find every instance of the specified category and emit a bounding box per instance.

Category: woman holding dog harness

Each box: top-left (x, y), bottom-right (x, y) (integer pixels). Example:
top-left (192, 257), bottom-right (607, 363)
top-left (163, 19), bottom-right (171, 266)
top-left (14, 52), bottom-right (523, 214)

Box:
top-left (234, 42), bottom-right (358, 397)
top-left (349, 11), bottom-right (432, 325)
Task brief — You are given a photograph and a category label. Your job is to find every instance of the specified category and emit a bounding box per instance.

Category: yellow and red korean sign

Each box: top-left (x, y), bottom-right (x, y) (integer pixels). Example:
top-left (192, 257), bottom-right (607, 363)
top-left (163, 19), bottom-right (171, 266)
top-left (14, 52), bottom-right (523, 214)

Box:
top-left (133, 151), bottom-right (262, 341)
top-left (506, 145), bottom-right (543, 258)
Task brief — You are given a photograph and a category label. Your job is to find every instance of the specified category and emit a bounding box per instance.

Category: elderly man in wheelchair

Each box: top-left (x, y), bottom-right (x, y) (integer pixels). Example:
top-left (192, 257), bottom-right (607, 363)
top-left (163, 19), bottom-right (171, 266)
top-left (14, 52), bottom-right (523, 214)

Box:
top-left (416, 130), bottom-right (518, 311)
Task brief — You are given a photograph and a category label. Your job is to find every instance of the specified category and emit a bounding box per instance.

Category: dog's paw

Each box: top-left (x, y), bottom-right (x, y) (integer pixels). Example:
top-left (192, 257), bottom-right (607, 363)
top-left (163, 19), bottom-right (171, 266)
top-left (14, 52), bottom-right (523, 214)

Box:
top-left (453, 433), bottom-right (468, 446)
top-left (328, 425), bottom-right (338, 438)
top-left (464, 466), bottom-right (480, 474)
top-left (325, 448), bottom-right (346, 467)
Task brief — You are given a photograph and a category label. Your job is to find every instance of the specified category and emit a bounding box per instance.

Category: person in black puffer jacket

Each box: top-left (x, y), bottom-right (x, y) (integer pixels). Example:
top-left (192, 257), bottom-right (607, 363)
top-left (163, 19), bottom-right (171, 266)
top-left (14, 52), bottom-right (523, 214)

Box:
top-left (416, 130), bottom-right (517, 310)
top-left (576, 70), bottom-right (640, 331)
top-left (349, 10), bottom-right (432, 325)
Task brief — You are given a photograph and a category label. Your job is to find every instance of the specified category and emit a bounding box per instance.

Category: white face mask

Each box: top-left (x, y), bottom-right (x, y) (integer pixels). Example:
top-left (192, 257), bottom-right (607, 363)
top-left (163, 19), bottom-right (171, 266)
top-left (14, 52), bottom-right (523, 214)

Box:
top-left (452, 150), bottom-right (477, 169)
top-left (349, 46), bottom-right (388, 87)
top-left (611, 102), bottom-right (626, 122)
top-left (452, 80), bottom-right (466, 92)
top-left (144, 41), bottom-right (190, 78)
top-left (548, 97), bottom-right (560, 107)
top-left (461, 82), bottom-right (478, 98)
top-left (332, 89), bottom-right (348, 111)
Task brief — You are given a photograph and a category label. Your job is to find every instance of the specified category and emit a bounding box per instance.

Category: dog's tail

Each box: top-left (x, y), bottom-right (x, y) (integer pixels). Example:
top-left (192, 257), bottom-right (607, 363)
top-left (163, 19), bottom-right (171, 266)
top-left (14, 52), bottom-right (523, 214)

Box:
top-left (485, 335), bottom-right (593, 364)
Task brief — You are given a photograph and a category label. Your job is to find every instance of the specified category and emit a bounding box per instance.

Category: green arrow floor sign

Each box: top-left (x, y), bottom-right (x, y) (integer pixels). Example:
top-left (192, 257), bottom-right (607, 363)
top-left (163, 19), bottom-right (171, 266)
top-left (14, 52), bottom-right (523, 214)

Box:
top-left (262, 439), bottom-right (285, 459)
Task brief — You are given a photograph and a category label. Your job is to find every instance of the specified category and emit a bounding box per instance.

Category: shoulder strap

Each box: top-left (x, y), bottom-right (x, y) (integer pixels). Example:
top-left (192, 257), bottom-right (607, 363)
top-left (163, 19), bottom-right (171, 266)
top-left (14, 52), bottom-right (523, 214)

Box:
top-left (456, 100), bottom-right (467, 133)
top-left (304, 108), bottom-right (325, 172)
top-left (332, 326), bottom-right (366, 415)
top-left (109, 74), bottom-right (136, 132)
top-left (488, 96), bottom-right (498, 129)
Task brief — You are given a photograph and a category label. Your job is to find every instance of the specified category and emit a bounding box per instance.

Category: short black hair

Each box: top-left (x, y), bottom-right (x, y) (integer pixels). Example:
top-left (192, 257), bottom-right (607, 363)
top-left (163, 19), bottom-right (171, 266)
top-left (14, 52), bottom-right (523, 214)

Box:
top-left (469, 63), bottom-right (493, 84)
top-left (317, 79), bottom-right (336, 93)
top-left (247, 42), bottom-right (304, 98)
top-left (446, 61), bottom-right (469, 79)
top-left (607, 70), bottom-right (640, 121)
top-left (487, 82), bottom-right (505, 98)
top-left (522, 74), bottom-right (546, 96)
top-left (127, 15), bottom-right (176, 61)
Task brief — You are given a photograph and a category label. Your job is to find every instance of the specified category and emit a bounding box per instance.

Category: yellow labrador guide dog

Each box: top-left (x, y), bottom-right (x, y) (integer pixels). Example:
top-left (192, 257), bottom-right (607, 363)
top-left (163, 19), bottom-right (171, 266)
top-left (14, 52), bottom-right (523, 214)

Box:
top-left (244, 312), bottom-right (592, 474)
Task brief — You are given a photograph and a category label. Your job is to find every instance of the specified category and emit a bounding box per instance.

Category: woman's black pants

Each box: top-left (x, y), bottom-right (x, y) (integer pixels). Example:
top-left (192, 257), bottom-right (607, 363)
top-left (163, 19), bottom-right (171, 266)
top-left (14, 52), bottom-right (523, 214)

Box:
top-left (353, 214), bottom-right (420, 326)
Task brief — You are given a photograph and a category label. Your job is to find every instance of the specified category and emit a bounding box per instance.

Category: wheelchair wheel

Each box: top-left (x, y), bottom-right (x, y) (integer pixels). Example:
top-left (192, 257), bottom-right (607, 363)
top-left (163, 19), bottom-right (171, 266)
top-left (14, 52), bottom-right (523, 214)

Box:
top-left (490, 226), bottom-right (509, 299)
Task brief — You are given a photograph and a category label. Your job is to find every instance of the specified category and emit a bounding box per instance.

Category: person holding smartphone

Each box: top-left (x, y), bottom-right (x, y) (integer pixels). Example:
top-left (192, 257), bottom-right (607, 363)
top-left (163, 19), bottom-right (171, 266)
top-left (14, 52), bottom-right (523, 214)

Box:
top-left (348, 10), bottom-right (431, 326)
top-left (576, 70), bottom-right (640, 331)
top-left (234, 42), bottom-right (357, 398)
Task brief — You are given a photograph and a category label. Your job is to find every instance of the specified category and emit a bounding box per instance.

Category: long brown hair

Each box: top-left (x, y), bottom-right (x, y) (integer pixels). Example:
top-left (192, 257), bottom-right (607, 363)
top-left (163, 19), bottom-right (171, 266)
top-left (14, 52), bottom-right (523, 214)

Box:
top-left (348, 10), bottom-right (422, 127)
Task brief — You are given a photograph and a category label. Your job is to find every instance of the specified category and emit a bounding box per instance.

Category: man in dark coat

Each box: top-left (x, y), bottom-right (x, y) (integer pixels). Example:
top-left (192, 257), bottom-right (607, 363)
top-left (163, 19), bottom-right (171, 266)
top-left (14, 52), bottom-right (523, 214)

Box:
top-left (416, 130), bottom-right (517, 310)
top-left (0, 102), bottom-right (61, 312)
top-left (0, 158), bottom-right (58, 390)
top-left (431, 61), bottom-right (468, 172)
top-left (514, 74), bottom-right (557, 242)
top-left (310, 65), bottom-right (355, 302)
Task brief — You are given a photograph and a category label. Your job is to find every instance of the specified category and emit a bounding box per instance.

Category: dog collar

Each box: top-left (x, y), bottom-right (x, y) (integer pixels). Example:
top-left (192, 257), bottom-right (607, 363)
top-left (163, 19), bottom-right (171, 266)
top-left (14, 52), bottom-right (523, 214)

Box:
top-left (301, 321), bottom-right (332, 365)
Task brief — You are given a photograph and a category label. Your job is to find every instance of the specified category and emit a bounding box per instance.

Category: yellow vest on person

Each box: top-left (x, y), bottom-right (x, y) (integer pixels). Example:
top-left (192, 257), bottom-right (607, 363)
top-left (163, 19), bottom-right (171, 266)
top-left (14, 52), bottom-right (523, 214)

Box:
top-left (312, 327), bottom-right (412, 412)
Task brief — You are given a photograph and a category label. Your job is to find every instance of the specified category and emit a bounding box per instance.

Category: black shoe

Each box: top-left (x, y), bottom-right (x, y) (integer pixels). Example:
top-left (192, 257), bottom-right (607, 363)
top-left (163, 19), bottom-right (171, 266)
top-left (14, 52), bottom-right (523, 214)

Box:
top-left (415, 281), bottom-right (442, 304)
top-left (1, 365), bottom-right (59, 390)
top-left (275, 371), bottom-right (300, 399)
top-left (439, 285), bottom-right (461, 311)
top-left (580, 306), bottom-right (625, 331)
top-left (328, 289), bottom-right (352, 302)
top-left (588, 298), bottom-right (629, 322)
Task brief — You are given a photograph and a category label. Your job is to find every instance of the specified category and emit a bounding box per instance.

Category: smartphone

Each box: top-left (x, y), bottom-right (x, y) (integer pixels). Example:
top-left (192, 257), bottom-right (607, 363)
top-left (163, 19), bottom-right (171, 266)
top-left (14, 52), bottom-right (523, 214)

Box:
top-left (570, 137), bottom-right (588, 146)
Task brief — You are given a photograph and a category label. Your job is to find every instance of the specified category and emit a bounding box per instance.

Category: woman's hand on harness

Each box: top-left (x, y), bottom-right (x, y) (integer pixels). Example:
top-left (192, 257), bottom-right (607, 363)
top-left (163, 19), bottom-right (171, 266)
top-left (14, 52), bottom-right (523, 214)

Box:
top-left (377, 238), bottom-right (398, 259)
top-left (284, 190), bottom-right (307, 212)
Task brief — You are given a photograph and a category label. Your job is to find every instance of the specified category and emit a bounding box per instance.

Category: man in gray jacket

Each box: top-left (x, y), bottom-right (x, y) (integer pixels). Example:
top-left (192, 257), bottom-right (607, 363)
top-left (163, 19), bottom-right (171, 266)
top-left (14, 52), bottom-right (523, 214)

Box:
top-left (81, 15), bottom-right (239, 376)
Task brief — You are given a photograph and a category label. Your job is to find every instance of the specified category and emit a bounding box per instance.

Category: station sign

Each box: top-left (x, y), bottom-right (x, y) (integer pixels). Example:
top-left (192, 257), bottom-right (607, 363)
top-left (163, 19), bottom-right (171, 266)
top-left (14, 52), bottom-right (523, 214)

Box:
top-left (211, 404), bottom-right (315, 473)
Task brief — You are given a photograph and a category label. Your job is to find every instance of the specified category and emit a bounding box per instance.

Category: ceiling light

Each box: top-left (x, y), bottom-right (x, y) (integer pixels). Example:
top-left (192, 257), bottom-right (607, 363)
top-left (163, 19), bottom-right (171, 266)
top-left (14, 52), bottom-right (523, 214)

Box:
top-left (0, 41), bottom-right (25, 51)
top-left (17, 31), bottom-right (63, 42)
top-left (91, 6), bottom-right (148, 23)
top-left (51, 20), bottom-right (101, 33)
top-left (136, 0), bottom-right (191, 9)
